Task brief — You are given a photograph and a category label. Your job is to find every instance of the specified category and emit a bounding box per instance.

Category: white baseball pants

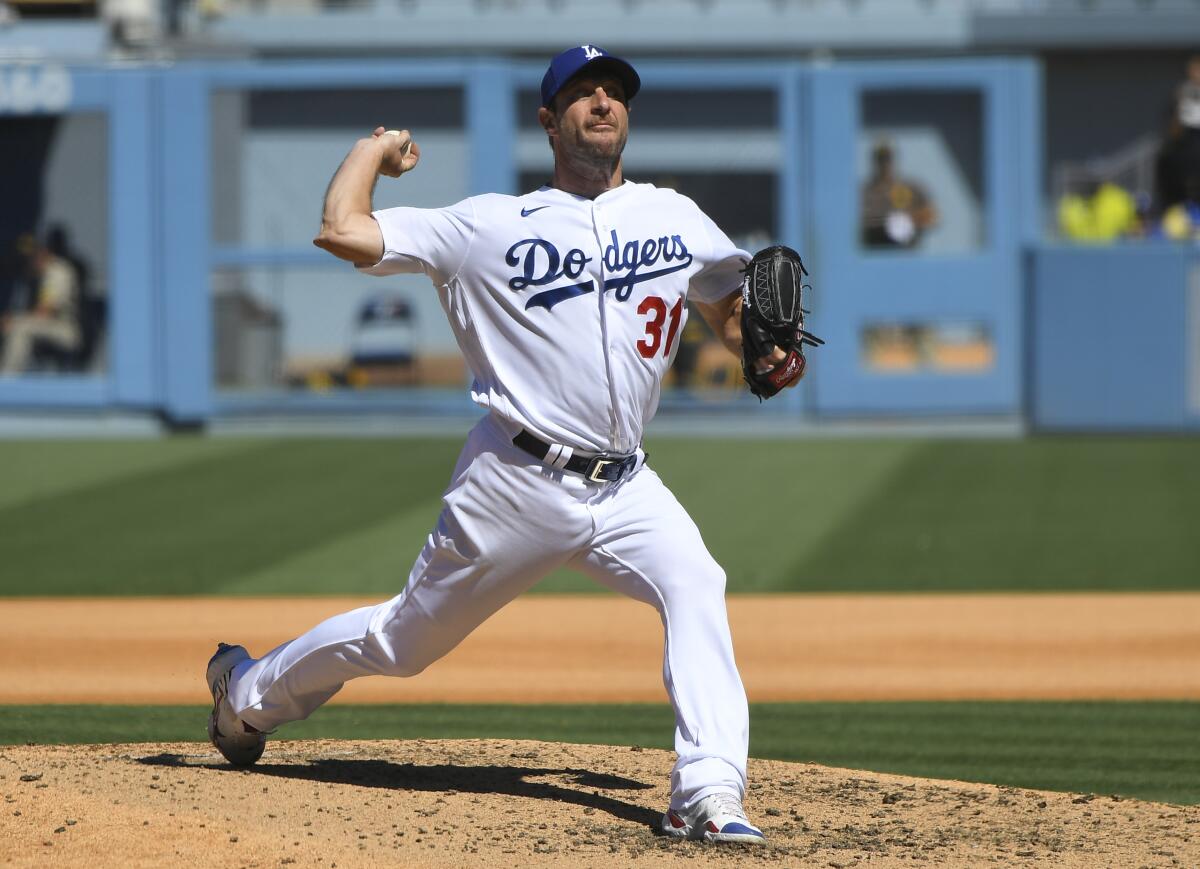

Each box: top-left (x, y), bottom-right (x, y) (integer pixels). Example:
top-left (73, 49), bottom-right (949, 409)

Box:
top-left (227, 414), bottom-right (750, 809)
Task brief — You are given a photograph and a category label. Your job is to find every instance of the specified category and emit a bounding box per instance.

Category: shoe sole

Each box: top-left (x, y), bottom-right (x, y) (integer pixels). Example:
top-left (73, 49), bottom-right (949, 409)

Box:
top-left (702, 831), bottom-right (768, 845)
top-left (661, 817), bottom-right (766, 845)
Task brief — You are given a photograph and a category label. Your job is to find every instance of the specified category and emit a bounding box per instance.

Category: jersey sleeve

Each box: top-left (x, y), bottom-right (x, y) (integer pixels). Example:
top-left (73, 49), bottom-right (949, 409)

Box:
top-left (356, 197), bottom-right (477, 284)
top-left (688, 207), bottom-right (750, 304)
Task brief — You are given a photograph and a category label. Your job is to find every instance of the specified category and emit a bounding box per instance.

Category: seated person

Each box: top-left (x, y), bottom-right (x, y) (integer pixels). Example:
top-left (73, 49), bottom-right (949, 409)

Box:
top-left (1176, 54), bottom-right (1200, 134)
top-left (861, 141), bottom-right (938, 249)
top-left (1156, 55), bottom-right (1200, 214)
top-left (1, 238), bottom-right (81, 375)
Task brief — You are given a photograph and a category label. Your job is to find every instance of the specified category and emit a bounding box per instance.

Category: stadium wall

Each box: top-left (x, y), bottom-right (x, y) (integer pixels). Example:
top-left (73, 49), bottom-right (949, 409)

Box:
top-left (1030, 245), bottom-right (1200, 432)
top-left (0, 56), bottom-right (1193, 431)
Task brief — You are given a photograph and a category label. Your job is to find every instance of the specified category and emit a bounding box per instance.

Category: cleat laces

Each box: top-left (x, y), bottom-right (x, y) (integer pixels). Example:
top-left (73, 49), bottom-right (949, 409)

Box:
top-left (709, 791), bottom-right (749, 822)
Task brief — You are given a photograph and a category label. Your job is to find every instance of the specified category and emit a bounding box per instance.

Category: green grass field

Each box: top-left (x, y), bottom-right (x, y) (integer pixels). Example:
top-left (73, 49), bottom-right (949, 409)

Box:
top-left (2, 435), bottom-right (1199, 594)
top-left (3, 701), bottom-right (1196, 805)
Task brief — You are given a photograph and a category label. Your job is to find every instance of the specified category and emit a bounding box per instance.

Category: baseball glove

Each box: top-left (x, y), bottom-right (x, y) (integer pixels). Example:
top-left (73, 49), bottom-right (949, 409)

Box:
top-left (739, 245), bottom-right (824, 399)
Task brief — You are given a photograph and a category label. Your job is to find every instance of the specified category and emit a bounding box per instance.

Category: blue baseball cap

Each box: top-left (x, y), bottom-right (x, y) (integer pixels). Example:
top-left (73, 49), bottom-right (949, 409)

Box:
top-left (541, 44), bottom-right (641, 108)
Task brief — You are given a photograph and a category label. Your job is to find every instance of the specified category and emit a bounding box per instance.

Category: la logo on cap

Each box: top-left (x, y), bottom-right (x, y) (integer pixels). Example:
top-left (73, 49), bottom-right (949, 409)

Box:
top-left (581, 45), bottom-right (602, 60)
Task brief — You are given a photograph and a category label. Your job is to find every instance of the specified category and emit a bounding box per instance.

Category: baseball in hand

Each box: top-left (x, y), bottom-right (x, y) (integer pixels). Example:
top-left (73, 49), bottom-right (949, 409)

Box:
top-left (384, 130), bottom-right (412, 156)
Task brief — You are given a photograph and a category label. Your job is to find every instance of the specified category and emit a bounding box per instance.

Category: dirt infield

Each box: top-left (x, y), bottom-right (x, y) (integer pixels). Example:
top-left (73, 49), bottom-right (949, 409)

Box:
top-left (2, 738), bottom-right (1196, 868)
top-left (1, 592), bottom-right (1198, 704)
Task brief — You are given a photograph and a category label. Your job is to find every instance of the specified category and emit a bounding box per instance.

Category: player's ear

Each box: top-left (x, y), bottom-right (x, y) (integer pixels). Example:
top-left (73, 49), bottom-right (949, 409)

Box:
top-left (538, 106), bottom-right (557, 135)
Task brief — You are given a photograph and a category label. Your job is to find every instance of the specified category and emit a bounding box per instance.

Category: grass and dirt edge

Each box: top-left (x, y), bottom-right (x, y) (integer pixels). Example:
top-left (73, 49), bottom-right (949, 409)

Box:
top-left (3, 700), bottom-right (1196, 805)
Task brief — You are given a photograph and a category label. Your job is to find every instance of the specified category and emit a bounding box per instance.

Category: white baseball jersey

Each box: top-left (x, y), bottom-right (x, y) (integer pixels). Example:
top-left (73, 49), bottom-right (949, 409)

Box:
top-left (359, 181), bottom-right (749, 453)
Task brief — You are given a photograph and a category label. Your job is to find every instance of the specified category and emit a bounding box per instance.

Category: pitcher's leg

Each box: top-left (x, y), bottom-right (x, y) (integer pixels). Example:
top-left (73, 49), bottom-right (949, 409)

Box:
top-left (227, 424), bottom-right (589, 732)
top-left (569, 469), bottom-right (748, 810)
top-left (229, 519), bottom-right (536, 730)
top-left (226, 601), bottom-right (386, 729)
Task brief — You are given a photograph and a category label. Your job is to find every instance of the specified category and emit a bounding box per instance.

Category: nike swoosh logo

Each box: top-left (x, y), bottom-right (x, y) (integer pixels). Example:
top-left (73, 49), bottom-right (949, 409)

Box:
top-left (521, 206), bottom-right (550, 217)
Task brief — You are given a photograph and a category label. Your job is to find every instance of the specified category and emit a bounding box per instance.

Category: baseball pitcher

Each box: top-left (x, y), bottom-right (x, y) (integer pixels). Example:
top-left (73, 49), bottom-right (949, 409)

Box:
top-left (206, 44), bottom-right (818, 845)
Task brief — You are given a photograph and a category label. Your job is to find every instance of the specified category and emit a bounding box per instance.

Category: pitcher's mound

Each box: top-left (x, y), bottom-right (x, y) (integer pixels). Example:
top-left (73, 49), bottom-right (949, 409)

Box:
top-left (2, 738), bottom-right (1194, 867)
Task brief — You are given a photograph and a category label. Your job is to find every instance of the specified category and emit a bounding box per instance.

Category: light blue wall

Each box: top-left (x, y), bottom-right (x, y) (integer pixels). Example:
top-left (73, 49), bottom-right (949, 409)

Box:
top-left (808, 60), bottom-right (1037, 417)
top-left (0, 65), bottom-right (158, 411)
top-left (1030, 245), bottom-right (1200, 431)
top-left (17, 56), bottom-right (1192, 431)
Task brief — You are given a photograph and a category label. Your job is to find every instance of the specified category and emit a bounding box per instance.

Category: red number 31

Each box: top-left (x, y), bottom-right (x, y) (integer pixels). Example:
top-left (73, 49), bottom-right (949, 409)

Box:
top-left (636, 296), bottom-right (684, 359)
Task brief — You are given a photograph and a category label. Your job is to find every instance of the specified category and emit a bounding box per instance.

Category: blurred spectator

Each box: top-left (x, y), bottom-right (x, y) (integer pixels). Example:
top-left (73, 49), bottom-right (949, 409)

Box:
top-left (1, 235), bottom-right (81, 375)
top-left (669, 303), bottom-right (706, 390)
top-left (1058, 179), bottom-right (1139, 243)
top-left (1154, 56), bottom-right (1200, 218)
top-left (46, 223), bottom-right (93, 302)
top-left (1159, 200), bottom-right (1200, 241)
top-left (860, 140), bottom-right (938, 249)
top-left (1176, 54), bottom-right (1200, 133)
top-left (45, 222), bottom-right (107, 371)
top-left (0, 234), bottom-right (36, 317)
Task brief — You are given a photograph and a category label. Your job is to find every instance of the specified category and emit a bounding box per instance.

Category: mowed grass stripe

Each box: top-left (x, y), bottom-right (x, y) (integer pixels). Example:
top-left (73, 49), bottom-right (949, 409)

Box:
top-left (2, 701), bottom-right (1196, 805)
top-left (0, 437), bottom-right (921, 596)
top-left (0, 439), bottom-right (462, 595)
top-left (3, 436), bottom-right (1200, 594)
top-left (533, 438), bottom-right (920, 593)
top-left (792, 438), bottom-right (1200, 591)
top-left (754, 701), bottom-right (1199, 803)
top-left (226, 504), bottom-right (445, 596)
top-left (0, 438), bottom-right (254, 511)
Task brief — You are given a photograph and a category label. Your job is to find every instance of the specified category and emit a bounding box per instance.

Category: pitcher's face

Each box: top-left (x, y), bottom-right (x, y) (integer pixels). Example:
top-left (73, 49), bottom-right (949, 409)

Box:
top-left (546, 75), bottom-right (629, 169)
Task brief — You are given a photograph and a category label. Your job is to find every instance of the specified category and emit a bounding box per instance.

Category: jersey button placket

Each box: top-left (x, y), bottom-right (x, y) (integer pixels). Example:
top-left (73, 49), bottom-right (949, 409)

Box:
top-left (591, 204), bottom-right (624, 450)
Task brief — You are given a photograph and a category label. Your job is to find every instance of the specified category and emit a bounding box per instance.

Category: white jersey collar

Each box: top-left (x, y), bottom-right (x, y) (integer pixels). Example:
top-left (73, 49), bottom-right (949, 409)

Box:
top-left (534, 180), bottom-right (636, 205)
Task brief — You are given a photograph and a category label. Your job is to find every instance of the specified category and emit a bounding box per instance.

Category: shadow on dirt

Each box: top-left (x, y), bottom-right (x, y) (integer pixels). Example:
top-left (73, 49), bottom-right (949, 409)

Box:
top-left (138, 753), bottom-right (660, 827)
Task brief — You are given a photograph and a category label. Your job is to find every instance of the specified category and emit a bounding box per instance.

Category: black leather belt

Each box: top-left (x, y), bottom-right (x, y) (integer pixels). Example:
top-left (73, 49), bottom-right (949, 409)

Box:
top-left (513, 429), bottom-right (641, 483)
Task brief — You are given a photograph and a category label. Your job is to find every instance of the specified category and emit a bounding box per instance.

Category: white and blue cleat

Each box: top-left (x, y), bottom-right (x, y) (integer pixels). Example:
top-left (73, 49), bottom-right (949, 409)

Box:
top-left (661, 791), bottom-right (767, 844)
top-left (206, 643), bottom-right (267, 767)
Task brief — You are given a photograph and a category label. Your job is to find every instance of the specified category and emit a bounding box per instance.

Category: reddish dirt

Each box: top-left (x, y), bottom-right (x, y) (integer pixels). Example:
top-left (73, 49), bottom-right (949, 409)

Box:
top-left (1, 739), bottom-right (1196, 868)
top-left (0, 593), bottom-right (1197, 704)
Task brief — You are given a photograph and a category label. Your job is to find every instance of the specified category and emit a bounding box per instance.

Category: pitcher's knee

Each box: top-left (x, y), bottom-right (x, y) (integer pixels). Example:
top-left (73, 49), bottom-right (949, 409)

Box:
top-left (373, 637), bottom-right (444, 677)
top-left (365, 618), bottom-right (446, 678)
top-left (383, 653), bottom-right (432, 678)
top-left (658, 555), bottom-right (727, 602)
